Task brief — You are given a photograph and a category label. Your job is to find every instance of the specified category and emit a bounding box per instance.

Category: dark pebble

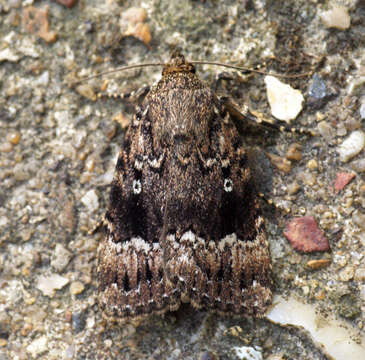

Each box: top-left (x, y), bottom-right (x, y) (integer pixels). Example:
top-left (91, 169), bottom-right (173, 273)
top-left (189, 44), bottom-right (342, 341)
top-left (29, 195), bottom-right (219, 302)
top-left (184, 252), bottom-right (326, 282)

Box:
top-left (309, 74), bottom-right (327, 99)
top-left (72, 311), bottom-right (87, 333)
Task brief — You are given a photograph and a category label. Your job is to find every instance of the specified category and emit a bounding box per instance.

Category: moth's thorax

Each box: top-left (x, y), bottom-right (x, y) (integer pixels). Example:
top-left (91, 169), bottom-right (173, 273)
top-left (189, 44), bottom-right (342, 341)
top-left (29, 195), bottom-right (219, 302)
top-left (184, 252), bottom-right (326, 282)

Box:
top-left (147, 72), bottom-right (214, 148)
top-left (152, 71), bottom-right (204, 93)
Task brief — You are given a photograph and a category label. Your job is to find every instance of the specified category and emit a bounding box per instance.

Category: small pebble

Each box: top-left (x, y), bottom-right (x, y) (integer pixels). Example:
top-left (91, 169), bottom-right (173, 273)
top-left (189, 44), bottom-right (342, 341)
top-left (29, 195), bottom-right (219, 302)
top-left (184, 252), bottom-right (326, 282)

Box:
top-left (169, 349), bottom-right (182, 360)
top-left (267, 152), bottom-right (292, 173)
top-left (36, 274), bottom-right (69, 297)
top-left (0, 48), bottom-right (20, 62)
top-left (287, 182), bottom-right (300, 195)
top-left (121, 7), bottom-right (152, 46)
top-left (65, 345), bottom-right (75, 359)
top-left (73, 130), bottom-right (87, 149)
top-left (308, 74), bottom-right (327, 99)
top-left (359, 285), bottom-right (365, 303)
top-left (320, 5), bottom-right (351, 30)
top-left (21, 323), bottom-right (33, 337)
top-left (307, 159), bottom-right (318, 170)
top-left (337, 130), bottom-right (365, 162)
top-left (126, 23), bottom-right (152, 46)
top-left (307, 259), bottom-right (331, 270)
top-left (70, 281), bottom-right (85, 295)
top-left (76, 84), bottom-right (96, 101)
top-left (81, 189), bottom-right (99, 212)
top-left (299, 172), bottom-right (316, 187)
top-left (344, 118), bottom-right (361, 131)
top-left (284, 216), bottom-right (330, 252)
top-left (22, 6), bottom-right (57, 43)
top-left (334, 172), bottom-right (355, 193)
top-left (0, 142), bottom-right (13, 152)
top-left (317, 121), bottom-right (335, 140)
top-left (354, 267), bottom-right (365, 281)
top-left (121, 7), bottom-right (147, 23)
top-left (316, 112), bottom-right (325, 121)
top-left (13, 163), bottom-right (31, 181)
top-left (7, 131), bottom-right (21, 145)
top-left (85, 157), bottom-right (95, 172)
top-left (233, 346), bottom-right (263, 360)
top-left (26, 336), bottom-right (48, 358)
top-left (336, 123), bottom-right (347, 137)
top-left (353, 211), bottom-right (365, 230)
top-left (72, 311), bottom-right (87, 333)
top-left (59, 200), bottom-right (76, 233)
top-left (265, 76), bottom-right (304, 122)
top-left (315, 289), bottom-right (326, 300)
top-left (338, 266), bottom-right (354, 282)
top-left (50, 244), bottom-right (72, 272)
top-left (360, 101), bottom-right (365, 119)
top-left (286, 143), bottom-right (302, 161)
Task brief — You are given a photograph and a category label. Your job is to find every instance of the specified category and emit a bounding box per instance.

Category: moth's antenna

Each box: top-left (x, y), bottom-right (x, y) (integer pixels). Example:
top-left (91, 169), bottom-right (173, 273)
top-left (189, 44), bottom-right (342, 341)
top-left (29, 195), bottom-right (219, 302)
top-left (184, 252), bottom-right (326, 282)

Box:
top-left (191, 61), bottom-right (312, 79)
top-left (73, 59), bottom-right (311, 86)
top-left (72, 62), bottom-right (164, 85)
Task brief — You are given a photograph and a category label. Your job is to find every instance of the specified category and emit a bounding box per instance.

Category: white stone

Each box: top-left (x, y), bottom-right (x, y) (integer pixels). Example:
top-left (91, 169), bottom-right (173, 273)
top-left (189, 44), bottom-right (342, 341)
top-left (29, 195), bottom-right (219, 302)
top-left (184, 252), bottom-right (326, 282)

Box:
top-left (360, 101), bottom-right (365, 119)
top-left (81, 189), bottom-right (99, 212)
top-left (51, 244), bottom-right (72, 272)
top-left (337, 130), bottom-right (365, 162)
top-left (18, 37), bottom-right (40, 58)
top-left (70, 281), bottom-right (85, 295)
top-left (267, 296), bottom-right (365, 360)
top-left (0, 216), bottom-right (9, 227)
top-left (320, 5), bottom-right (351, 30)
top-left (233, 346), bottom-right (263, 360)
top-left (27, 336), bottom-right (48, 358)
top-left (54, 110), bottom-right (71, 126)
top-left (36, 274), bottom-right (69, 297)
top-left (0, 48), bottom-right (20, 62)
top-left (265, 76), bottom-right (304, 122)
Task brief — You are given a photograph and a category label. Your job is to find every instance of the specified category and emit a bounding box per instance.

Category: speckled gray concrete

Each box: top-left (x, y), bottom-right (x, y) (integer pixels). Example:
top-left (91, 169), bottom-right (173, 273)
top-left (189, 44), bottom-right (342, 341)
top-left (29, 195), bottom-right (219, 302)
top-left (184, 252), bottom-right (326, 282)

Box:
top-left (0, 0), bottom-right (364, 359)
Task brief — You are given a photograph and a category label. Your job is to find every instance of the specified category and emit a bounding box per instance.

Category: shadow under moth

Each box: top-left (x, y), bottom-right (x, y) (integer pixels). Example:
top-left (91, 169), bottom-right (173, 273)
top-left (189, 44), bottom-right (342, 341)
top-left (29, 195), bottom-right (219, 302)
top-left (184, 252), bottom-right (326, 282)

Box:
top-left (97, 51), bottom-right (273, 321)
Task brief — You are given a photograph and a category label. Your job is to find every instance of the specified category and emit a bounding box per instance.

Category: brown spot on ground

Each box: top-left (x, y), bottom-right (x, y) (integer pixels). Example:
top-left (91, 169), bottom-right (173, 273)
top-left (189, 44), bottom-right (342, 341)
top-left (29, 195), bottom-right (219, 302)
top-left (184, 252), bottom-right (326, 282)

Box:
top-left (121, 7), bottom-right (152, 46)
top-left (267, 152), bottom-right (292, 173)
top-left (284, 216), bottom-right (330, 252)
top-left (22, 6), bottom-right (57, 43)
top-left (334, 172), bottom-right (355, 193)
top-left (53, 0), bottom-right (78, 8)
top-left (306, 258), bottom-right (331, 270)
top-left (286, 143), bottom-right (302, 161)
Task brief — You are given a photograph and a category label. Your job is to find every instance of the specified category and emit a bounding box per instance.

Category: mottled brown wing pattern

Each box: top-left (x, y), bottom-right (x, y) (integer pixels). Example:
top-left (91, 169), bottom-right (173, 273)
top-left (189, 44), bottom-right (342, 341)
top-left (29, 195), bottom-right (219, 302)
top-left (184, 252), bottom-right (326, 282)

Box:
top-left (97, 52), bottom-right (273, 322)
top-left (97, 106), bottom-right (181, 320)
top-left (161, 98), bottom-right (272, 316)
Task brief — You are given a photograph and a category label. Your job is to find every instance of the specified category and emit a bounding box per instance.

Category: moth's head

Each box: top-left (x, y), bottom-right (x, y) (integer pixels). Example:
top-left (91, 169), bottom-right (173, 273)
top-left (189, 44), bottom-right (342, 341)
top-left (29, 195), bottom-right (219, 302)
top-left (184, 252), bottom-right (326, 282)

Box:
top-left (162, 50), bottom-right (196, 76)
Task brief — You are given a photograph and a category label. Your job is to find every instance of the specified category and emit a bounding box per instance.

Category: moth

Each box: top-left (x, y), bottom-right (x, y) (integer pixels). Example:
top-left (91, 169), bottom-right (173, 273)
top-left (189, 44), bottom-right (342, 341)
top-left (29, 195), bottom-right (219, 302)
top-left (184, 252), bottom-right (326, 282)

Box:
top-left (97, 51), bottom-right (273, 321)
